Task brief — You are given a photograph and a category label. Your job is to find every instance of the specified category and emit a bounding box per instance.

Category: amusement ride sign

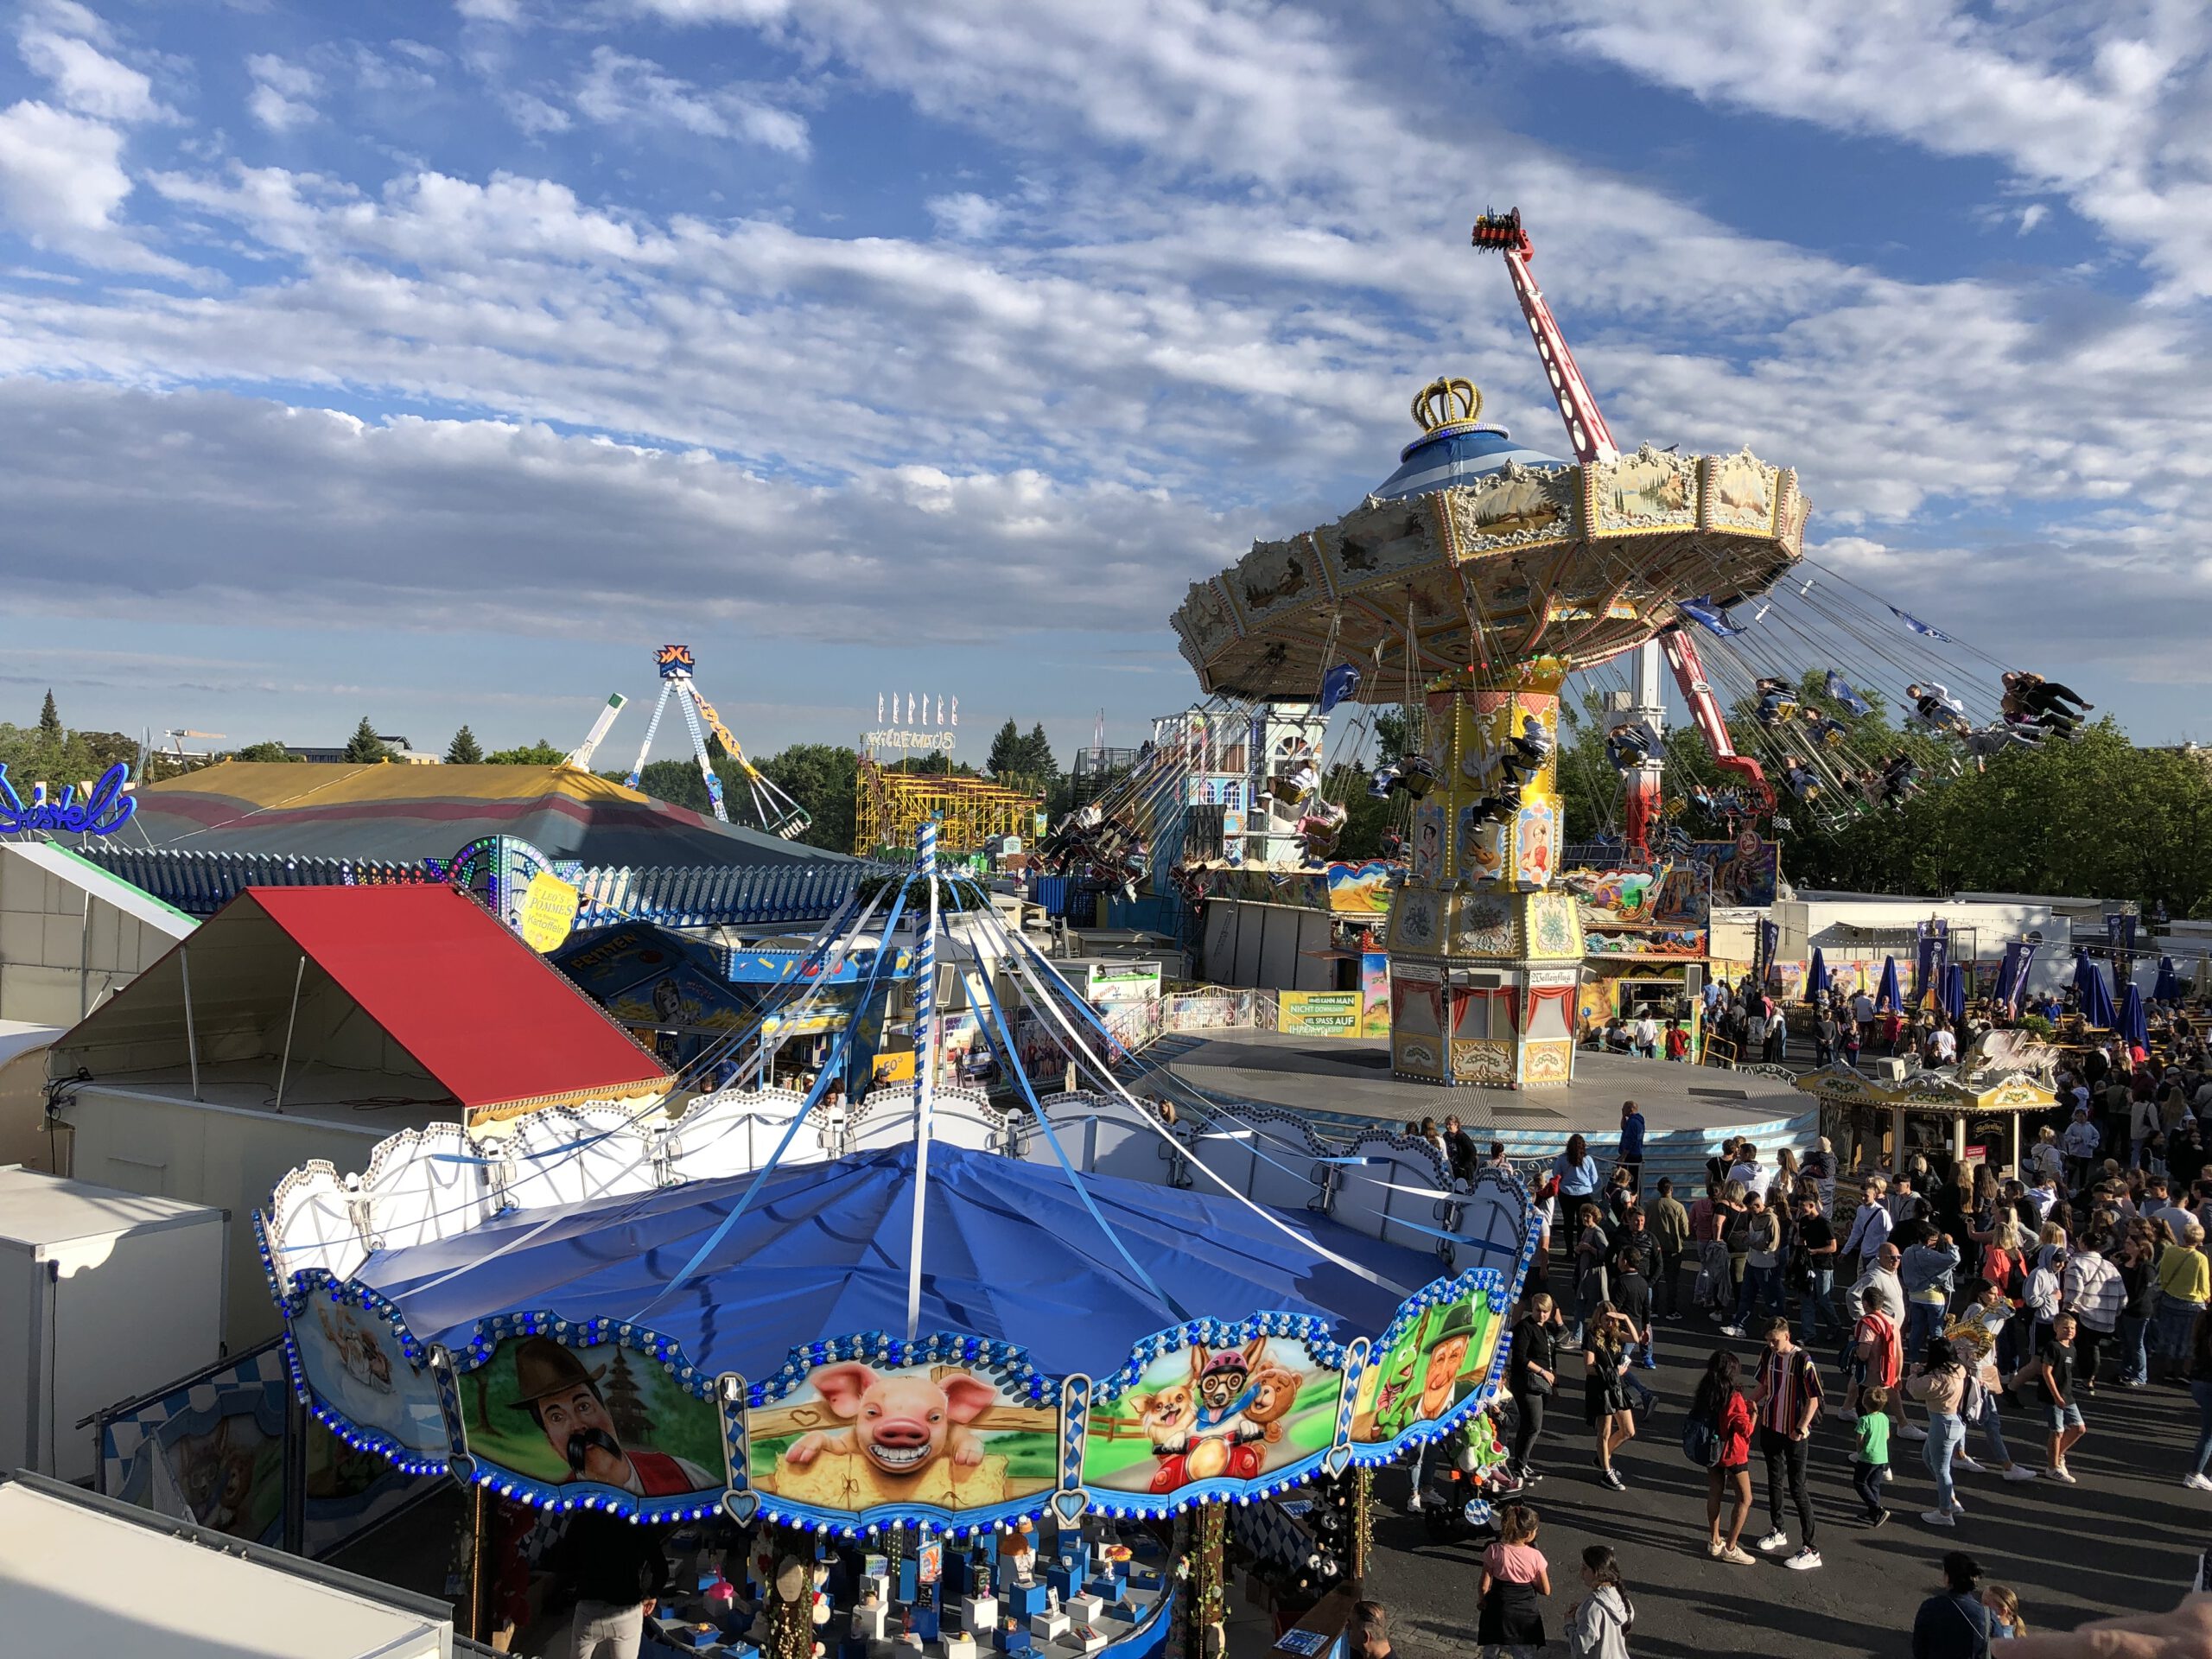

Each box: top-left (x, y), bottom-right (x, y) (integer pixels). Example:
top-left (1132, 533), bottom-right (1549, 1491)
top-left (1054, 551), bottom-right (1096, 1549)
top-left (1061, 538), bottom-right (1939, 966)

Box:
top-left (0, 761), bottom-right (137, 836)
top-left (863, 690), bottom-right (958, 755)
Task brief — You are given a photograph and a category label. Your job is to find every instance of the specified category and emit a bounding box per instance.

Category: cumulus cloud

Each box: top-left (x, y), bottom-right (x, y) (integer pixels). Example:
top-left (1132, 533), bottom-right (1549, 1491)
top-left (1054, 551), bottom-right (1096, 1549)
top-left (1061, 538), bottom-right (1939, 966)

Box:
top-left (0, 98), bottom-right (184, 272)
top-left (246, 53), bottom-right (321, 132)
top-left (17, 23), bottom-right (168, 123)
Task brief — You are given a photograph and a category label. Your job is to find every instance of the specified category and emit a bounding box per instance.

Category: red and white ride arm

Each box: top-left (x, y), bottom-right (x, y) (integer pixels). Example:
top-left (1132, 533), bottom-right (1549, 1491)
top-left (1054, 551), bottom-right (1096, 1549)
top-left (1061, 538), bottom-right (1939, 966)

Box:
top-left (1657, 627), bottom-right (1774, 813)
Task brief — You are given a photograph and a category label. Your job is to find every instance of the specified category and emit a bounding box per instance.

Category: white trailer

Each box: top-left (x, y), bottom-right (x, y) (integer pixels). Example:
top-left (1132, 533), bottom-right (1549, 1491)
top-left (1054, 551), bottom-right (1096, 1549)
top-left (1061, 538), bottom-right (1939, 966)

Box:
top-left (0, 1165), bottom-right (226, 1482)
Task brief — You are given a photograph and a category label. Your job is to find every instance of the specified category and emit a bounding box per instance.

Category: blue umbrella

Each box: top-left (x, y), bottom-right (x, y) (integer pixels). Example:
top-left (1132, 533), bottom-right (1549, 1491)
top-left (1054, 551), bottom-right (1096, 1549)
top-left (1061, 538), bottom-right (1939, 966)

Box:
top-left (2120, 982), bottom-right (2148, 1051)
top-left (1943, 961), bottom-right (1966, 1026)
top-left (2155, 957), bottom-right (2183, 1002)
top-left (1876, 956), bottom-right (1901, 1011)
top-left (1807, 948), bottom-right (1829, 1000)
top-left (2074, 951), bottom-right (2116, 1029)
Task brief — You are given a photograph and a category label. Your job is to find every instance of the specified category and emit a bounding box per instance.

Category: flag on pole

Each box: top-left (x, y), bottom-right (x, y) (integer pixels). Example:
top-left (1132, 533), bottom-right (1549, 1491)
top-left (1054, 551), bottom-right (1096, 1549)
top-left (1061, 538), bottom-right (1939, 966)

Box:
top-left (1823, 671), bottom-right (1872, 716)
top-left (950, 696), bottom-right (958, 727)
top-left (1888, 606), bottom-right (1955, 643)
top-left (877, 694), bottom-right (884, 722)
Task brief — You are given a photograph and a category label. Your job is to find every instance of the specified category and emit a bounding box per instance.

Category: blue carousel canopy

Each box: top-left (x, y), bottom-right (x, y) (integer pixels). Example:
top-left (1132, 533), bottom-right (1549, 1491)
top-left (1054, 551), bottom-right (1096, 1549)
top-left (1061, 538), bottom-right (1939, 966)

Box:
top-left (356, 1143), bottom-right (1433, 1380)
top-left (1372, 422), bottom-right (1567, 499)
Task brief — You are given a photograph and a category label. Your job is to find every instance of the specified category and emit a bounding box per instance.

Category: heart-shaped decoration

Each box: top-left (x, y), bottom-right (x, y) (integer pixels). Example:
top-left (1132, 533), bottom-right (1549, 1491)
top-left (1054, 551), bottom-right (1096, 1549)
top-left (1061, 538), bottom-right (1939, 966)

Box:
top-left (724, 1490), bottom-right (761, 1524)
top-left (1051, 1491), bottom-right (1088, 1525)
top-left (1321, 1446), bottom-right (1351, 1478)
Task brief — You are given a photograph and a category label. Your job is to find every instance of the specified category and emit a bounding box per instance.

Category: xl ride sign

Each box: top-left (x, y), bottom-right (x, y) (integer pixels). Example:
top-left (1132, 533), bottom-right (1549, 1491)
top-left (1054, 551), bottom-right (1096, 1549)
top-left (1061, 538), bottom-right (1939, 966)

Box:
top-left (0, 762), bottom-right (137, 836)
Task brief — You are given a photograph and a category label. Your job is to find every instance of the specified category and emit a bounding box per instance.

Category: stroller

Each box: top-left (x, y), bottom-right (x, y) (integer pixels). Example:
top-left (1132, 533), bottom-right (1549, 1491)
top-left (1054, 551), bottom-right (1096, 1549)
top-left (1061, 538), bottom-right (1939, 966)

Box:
top-left (1414, 1411), bottom-right (1520, 1545)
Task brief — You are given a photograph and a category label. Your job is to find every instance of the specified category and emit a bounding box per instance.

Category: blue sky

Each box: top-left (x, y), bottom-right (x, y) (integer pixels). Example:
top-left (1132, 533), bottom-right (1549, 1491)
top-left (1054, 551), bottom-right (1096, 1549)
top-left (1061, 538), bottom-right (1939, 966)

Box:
top-left (3, 0), bottom-right (2209, 768)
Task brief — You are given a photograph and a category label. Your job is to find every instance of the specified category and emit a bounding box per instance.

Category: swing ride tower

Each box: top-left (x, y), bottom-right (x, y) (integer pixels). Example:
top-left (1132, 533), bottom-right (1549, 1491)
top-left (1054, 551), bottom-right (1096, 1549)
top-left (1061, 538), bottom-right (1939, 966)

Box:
top-left (1170, 210), bottom-right (1809, 1085)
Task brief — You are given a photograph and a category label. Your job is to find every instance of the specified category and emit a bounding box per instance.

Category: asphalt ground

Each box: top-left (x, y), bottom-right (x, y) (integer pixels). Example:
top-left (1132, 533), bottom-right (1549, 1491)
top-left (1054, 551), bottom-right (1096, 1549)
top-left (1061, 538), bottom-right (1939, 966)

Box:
top-left (1362, 1267), bottom-right (2207, 1657)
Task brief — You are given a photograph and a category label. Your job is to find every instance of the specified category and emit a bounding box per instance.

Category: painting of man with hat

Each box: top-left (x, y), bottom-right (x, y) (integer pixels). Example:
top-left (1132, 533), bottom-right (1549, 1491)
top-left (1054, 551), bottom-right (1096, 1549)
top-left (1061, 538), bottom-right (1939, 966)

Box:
top-left (506, 1336), bottom-right (715, 1498)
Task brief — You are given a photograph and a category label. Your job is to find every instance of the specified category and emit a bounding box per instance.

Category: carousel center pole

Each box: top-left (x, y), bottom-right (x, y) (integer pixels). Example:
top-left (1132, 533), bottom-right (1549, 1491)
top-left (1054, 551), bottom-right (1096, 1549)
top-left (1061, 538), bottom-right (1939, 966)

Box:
top-left (905, 818), bottom-right (940, 1340)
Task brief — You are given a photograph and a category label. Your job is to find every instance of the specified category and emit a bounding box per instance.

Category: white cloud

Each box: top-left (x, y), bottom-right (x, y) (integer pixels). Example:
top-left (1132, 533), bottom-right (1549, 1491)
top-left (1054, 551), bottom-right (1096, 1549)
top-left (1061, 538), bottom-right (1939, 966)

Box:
top-left (16, 25), bottom-right (167, 124)
top-left (0, 379), bottom-right (1234, 642)
top-left (1449, 0), bottom-right (2212, 297)
top-left (926, 192), bottom-right (1001, 240)
top-left (246, 54), bottom-right (321, 133)
top-left (503, 90), bottom-right (572, 136)
top-left (627, 0), bottom-right (795, 20)
top-left (2018, 203), bottom-right (2049, 235)
top-left (573, 47), bottom-right (809, 155)
top-left (0, 98), bottom-right (183, 272)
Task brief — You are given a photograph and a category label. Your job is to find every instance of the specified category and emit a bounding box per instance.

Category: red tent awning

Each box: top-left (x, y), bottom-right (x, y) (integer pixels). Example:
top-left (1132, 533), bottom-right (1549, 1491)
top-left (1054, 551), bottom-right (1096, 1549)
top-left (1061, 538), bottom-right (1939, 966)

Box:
top-left (237, 886), bottom-right (670, 1116)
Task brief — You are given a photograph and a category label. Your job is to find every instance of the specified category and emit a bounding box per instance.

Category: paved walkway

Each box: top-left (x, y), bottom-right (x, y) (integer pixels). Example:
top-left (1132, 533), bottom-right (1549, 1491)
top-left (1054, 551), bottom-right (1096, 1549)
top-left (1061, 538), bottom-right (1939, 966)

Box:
top-left (1359, 1282), bottom-right (2206, 1656)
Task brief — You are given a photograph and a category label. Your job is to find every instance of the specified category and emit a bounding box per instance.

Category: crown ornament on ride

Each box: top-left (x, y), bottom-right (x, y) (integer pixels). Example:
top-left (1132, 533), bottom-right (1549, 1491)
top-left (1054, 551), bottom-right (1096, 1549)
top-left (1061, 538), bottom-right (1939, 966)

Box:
top-left (1409, 376), bottom-right (1484, 438)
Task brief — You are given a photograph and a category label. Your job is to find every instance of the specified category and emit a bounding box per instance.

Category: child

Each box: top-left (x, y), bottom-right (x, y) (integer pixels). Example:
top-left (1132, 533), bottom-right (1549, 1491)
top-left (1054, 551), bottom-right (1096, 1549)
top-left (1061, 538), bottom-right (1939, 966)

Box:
top-left (1981, 1585), bottom-right (2025, 1640)
top-left (1477, 1503), bottom-right (1551, 1658)
top-left (1853, 1382), bottom-right (1891, 1526)
top-left (1564, 1544), bottom-right (1633, 1659)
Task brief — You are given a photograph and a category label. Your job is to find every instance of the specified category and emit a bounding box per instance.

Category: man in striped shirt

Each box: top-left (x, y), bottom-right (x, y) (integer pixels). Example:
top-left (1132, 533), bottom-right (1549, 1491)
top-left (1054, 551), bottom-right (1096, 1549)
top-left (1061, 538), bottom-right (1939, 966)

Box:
top-left (2063, 1231), bottom-right (2125, 1388)
top-left (1751, 1317), bottom-right (1824, 1571)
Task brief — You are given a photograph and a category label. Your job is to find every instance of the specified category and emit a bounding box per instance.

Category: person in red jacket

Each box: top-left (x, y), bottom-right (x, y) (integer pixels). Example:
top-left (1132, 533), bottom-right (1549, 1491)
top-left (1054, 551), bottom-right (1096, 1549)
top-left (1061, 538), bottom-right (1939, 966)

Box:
top-left (1694, 1350), bottom-right (1758, 1563)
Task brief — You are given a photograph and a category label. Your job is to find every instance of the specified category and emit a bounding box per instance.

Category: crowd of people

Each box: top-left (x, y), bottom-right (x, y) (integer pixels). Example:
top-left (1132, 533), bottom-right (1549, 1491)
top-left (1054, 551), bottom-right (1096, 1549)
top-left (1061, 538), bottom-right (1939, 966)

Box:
top-left (1426, 1063), bottom-right (2212, 1654)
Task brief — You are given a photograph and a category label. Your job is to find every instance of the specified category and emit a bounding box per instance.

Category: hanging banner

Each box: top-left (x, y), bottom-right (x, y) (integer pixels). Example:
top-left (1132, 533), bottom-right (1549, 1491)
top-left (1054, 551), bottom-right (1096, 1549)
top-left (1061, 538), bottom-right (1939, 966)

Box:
top-left (1913, 919), bottom-right (1949, 1008)
top-left (518, 872), bottom-right (582, 953)
top-left (1348, 1274), bottom-right (1509, 1450)
top-left (1995, 940), bottom-right (2036, 1015)
top-left (458, 1335), bottom-right (726, 1506)
top-left (748, 1345), bottom-right (1058, 1526)
top-left (1081, 1327), bottom-right (1343, 1507)
top-left (2105, 913), bottom-right (2138, 986)
top-left (1276, 990), bottom-right (1364, 1038)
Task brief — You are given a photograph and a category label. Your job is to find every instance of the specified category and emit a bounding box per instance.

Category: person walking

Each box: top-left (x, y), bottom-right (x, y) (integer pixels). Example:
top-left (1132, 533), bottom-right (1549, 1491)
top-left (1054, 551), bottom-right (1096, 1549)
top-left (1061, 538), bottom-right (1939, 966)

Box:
top-left (1749, 1317), bottom-right (1824, 1570)
top-left (1844, 1176), bottom-right (1896, 1283)
top-left (1904, 1338), bottom-right (1970, 1527)
top-left (2184, 1309), bottom-right (2212, 1493)
top-left (1563, 1546), bottom-right (1634, 1659)
top-left (1910, 1552), bottom-right (1997, 1659)
top-left (1585, 1306), bottom-right (1638, 1491)
top-left (1506, 1293), bottom-right (1560, 1487)
top-left (1477, 1504), bottom-right (1551, 1659)
top-left (2158, 1221), bottom-right (2209, 1384)
top-left (2035, 1311), bottom-right (2088, 1480)
top-left (1795, 1192), bottom-right (1842, 1344)
top-left (1723, 1191), bottom-right (1783, 1336)
top-left (2063, 1231), bottom-right (2125, 1388)
top-left (1693, 1350), bottom-right (1758, 1563)
top-left (1902, 1229), bottom-right (1963, 1357)
top-left (1616, 1100), bottom-right (1647, 1197)
top-left (1642, 1176), bottom-right (1691, 1323)
top-left (1852, 1382), bottom-right (1892, 1527)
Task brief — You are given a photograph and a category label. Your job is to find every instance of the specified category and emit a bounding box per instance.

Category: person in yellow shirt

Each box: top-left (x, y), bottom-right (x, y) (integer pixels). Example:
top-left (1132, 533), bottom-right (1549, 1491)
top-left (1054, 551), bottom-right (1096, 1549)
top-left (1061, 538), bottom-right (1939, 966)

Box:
top-left (2158, 1222), bottom-right (2210, 1384)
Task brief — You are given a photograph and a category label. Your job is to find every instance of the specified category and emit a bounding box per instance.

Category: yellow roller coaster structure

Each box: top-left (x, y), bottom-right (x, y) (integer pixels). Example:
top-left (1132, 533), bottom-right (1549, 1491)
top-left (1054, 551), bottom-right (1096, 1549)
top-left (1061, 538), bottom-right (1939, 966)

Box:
top-left (854, 756), bottom-right (1043, 857)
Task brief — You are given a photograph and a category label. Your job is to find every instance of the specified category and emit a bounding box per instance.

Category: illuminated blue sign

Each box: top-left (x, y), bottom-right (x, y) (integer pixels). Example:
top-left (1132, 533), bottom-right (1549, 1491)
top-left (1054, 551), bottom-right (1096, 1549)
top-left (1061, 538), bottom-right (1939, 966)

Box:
top-left (0, 762), bottom-right (137, 836)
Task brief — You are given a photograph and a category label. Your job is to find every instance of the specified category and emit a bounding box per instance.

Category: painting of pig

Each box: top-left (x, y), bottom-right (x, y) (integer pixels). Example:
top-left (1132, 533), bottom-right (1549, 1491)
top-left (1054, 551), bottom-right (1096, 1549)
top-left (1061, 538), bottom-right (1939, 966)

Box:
top-left (751, 1359), bottom-right (1058, 1516)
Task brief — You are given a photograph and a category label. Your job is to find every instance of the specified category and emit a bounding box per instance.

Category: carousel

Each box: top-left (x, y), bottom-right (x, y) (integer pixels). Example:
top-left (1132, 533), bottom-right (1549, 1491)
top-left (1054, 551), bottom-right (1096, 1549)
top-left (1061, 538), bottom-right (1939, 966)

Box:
top-left (256, 824), bottom-right (1537, 1659)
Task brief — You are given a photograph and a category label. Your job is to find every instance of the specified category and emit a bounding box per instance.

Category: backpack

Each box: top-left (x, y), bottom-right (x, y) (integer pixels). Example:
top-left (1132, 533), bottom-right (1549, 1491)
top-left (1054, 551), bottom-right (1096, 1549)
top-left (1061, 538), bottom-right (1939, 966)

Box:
top-left (1681, 1410), bottom-right (1722, 1469)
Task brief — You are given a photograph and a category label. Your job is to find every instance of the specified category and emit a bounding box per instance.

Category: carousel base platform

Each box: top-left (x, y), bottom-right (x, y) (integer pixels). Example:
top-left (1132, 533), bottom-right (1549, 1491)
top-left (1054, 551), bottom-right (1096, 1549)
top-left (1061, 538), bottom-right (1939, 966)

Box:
top-left (1147, 1033), bottom-right (1815, 1186)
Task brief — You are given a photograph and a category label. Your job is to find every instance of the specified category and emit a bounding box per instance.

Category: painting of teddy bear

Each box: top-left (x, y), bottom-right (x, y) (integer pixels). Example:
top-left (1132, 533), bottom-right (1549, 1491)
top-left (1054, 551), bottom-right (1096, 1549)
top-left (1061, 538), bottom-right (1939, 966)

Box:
top-left (1082, 1336), bottom-right (1340, 1497)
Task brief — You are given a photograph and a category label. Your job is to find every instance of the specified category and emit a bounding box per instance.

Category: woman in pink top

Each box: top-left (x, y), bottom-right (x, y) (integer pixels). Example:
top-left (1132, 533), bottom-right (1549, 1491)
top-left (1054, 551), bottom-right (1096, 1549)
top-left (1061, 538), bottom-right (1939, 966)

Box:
top-left (1478, 1503), bottom-right (1551, 1656)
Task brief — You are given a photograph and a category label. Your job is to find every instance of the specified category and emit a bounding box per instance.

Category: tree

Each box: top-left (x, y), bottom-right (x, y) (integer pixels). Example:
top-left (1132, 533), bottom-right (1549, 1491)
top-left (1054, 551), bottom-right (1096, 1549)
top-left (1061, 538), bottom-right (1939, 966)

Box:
top-left (756, 744), bottom-right (860, 854)
top-left (37, 690), bottom-right (60, 741)
top-left (444, 726), bottom-right (484, 765)
top-left (986, 718), bottom-right (1023, 779)
top-left (340, 717), bottom-right (393, 763)
top-left (1020, 722), bottom-right (1060, 782)
top-left (620, 745), bottom-right (861, 854)
top-left (485, 739), bottom-right (568, 766)
top-left (230, 741), bottom-right (298, 763)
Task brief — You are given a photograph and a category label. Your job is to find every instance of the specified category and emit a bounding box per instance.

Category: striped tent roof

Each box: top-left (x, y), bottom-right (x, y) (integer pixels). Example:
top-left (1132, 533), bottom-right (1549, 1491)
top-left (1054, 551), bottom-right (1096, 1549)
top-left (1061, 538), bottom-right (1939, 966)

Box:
top-left (122, 763), bottom-right (849, 868)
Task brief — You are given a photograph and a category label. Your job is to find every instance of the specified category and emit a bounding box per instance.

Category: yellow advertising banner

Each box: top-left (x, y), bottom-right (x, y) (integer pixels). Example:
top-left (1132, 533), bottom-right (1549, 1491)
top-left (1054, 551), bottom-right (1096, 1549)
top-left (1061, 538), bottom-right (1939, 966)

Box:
top-left (517, 872), bottom-right (581, 953)
top-left (1276, 990), bottom-right (1365, 1038)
